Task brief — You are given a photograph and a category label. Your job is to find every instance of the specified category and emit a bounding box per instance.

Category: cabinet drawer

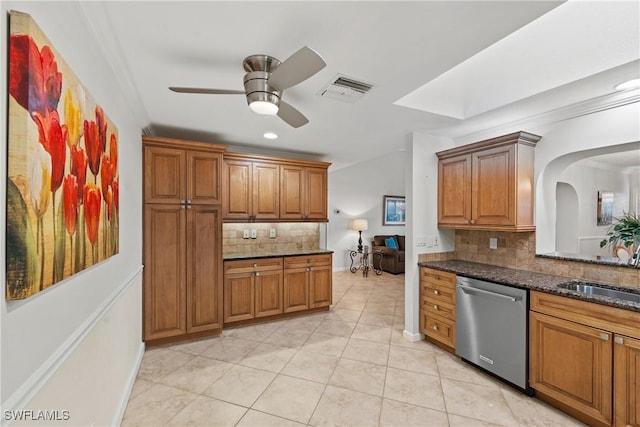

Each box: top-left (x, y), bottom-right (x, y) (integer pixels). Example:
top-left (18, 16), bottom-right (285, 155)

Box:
top-left (284, 254), bottom-right (332, 269)
top-left (531, 291), bottom-right (640, 339)
top-left (421, 313), bottom-right (455, 348)
top-left (421, 283), bottom-right (456, 306)
top-left (420, 268), bottom-right (456, 289)
top-left (422, 296), bottom-right (455, 321)
top-left (224, 258), bottom-right (283, 274)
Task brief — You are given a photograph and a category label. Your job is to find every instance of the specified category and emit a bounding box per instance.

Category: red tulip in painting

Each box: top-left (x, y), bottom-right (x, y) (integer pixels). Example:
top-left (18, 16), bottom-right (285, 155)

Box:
top-left (6, 11), bottom-right (119, 300)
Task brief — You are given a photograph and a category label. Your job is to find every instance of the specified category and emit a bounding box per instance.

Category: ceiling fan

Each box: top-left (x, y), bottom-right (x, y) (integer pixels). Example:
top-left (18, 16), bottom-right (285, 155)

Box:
top-left (170, 46), bottom-right (326, 128)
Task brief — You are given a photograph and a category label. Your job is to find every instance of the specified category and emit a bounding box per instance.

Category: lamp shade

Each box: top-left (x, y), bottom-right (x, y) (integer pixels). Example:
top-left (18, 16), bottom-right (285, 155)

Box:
top-left (352, 218), bottom-right (368, 231)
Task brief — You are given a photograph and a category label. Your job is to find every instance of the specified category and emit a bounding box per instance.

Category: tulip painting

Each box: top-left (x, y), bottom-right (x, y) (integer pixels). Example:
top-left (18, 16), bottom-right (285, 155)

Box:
top-left (6, 11), bottom-right (119, 300)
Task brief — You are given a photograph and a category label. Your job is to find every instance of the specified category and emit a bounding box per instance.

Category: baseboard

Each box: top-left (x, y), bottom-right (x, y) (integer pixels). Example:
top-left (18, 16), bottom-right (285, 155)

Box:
top-left (1, 266), bottom-right (144, 419)
top-left (403, 329), bottom-right (425, 342)
top-left (111, 340), bottom-right (145, 426)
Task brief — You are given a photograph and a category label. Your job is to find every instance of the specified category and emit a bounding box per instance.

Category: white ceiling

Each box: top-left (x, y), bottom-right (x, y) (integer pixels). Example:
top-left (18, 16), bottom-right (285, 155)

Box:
top-left (81, 1), bottom-right (640, 170)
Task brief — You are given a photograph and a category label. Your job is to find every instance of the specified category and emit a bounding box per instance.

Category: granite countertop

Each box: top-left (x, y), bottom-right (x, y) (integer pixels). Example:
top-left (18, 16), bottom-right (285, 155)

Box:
top-left (537, 251), bottom-right (636, 268)
top-left (224, 248), bottom-right (333, 261)
top-left (418, 260), bottom-right (640, 313)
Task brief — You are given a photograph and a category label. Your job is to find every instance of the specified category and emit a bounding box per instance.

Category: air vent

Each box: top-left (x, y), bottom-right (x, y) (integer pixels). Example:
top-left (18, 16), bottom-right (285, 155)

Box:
top-left (318, 74), bottom-right (374, 103)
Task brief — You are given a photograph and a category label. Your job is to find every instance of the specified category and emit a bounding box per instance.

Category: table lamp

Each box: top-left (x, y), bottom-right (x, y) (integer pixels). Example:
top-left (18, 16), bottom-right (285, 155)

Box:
top-left (351, 218), bottom-right (368, 252)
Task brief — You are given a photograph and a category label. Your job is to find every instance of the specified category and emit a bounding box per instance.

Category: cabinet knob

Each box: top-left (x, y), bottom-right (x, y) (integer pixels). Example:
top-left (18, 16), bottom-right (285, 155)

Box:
top-left (599, 332), bottom-right (610, 341)
top-left (470, 219), bottom-right (475, 224)
top-left (433, 305), bottom-right (439, 310)
top-left (614, 336), bottom-right (624, 345)
top-left (180, 199), bottom-right (186, 204)
top-left (255, 272), bottom-right (260, 277)
top-left (434, 290), bottom-right (439, 295)
top-left (180, 205), bottom-right (185, 210)
top-left (186, 205), bottom-right (192, 209)
top-left (433, 324), bottom-right (439, 331)
top-left (309, 267), bottom-right (314, 271)
top-left (253, 263), bottom-right (258, 268)
top-left (187, 199), bottom-right (192, 204)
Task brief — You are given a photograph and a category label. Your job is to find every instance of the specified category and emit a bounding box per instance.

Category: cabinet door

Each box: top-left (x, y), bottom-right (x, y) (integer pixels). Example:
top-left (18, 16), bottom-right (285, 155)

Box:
top-left (223, 159), bottom-right (252, 220)
top-left (253, 162), bottom-right (280, 220)
top-left (144, 146), bottom-right (185, 204)
top-left (530, 311), bottom-right (613, 426)
top-left (187, 151), bottom-right (222, 205)
top-left (305, 167), bottom-right (328, 220)
top-left (309, 265), bottom-right (332, 308)
top-left (614, 335), bottom-right (640, 427)
top-left (472, 144), bottom-right (515, 226)
top-left (223, 273), bottom-right (255, 323)
top-left (438, 154), bottom-right (471, 226)
top-left (255, 270), bottom-right (283, 317)
top-left (283, 268), bottom-right (310, 312)
top-left (144, 204), bottom-right (186, 340)
top-left (280, 165), bottom-right (304, 219)
top-left (186, 205), bottom-right (222, 333)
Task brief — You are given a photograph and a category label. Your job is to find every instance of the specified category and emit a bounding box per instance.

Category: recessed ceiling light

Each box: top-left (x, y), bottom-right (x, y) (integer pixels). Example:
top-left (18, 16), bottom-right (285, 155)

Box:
top-left (263, 132), bottom-right (278, 140)
top-left (615, 78), bottom-right (640, 91)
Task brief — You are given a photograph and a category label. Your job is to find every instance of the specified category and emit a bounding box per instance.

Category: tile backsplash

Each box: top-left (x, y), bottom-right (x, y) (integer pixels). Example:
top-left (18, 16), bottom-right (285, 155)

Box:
top-left (223, 223), bottom-right (320, 256)
top-left (419, 229), bottom-right (639, 288)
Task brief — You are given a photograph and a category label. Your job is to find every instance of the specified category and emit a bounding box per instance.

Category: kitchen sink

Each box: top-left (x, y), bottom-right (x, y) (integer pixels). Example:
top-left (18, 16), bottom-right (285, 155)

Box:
top-left (557, 281), bottom-right (640, 303)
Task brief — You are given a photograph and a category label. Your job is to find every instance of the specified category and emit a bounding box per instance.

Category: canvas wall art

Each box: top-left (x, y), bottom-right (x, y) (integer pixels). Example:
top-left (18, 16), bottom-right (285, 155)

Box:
top-left (6, 11), bottom-right (119, 300)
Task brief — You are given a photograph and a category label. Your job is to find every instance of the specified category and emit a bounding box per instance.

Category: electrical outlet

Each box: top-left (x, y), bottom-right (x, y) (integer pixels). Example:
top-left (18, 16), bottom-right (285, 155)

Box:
top-left (269, 228), bottom-right (276, 238)
top-left (489, 237), bottom-right (498, 250)
top-left (243, 230), bottom-right (250, 239)
top-left (251, 229), bottom-right (257, 239)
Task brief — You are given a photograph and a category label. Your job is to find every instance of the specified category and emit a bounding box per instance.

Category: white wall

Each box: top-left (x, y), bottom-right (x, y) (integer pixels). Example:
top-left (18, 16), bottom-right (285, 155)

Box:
top-left (404, 133), bottom-right (455, 337)
top-left (1, 2), bottom-right (144, 425)
top-left (327, 151), bottom-right (407, 270)
top-left (558, 162), bottom-right (631, 256)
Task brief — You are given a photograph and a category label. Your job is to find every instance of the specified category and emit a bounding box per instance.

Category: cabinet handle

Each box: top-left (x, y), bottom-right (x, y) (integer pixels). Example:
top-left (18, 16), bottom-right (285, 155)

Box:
top-left (614, 336), bottom-right (624, 345)
top-left (599, 332), bottom-right (610, 341)
top-left (433, 324), bottom-right (439, 331)
top-left (470, 219), bottom-right (476, 224)
top-left (309, 267), bottom-right (314, 271)
top-left (255, 272), bottom-right (260, 277)
top-left (253, 263), bottom-right (258, 268)
top-left (433, 290), bottom-right (439, 295)
top-left (433, 305), bottom-right (439, 310)
top-left (180, 199), bottom-right (186, 204)
top-left (187, 199), bottom-right (192, 204)
top-left (180, 205), bottom-right (185, 210)
top-left (186, 205), bottom-right (192, 209)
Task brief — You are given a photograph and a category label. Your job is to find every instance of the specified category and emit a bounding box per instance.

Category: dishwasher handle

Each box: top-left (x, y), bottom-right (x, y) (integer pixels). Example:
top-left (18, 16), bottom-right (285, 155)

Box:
top-left (457, 284), bottom-right (520, 302)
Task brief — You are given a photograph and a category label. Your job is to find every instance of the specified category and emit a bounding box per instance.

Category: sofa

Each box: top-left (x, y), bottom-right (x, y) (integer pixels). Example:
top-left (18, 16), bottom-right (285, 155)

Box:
top-left (371, 235), bottom-right (405, 274)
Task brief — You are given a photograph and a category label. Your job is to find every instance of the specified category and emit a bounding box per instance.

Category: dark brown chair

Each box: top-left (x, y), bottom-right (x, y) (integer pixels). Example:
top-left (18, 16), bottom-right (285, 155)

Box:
top-left (371, 235), bottom-right (405, 274)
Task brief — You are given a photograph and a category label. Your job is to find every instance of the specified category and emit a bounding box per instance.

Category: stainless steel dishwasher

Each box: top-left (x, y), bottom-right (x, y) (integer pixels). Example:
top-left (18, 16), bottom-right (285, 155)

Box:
top-left (456, 276), bottom-right (532, 394)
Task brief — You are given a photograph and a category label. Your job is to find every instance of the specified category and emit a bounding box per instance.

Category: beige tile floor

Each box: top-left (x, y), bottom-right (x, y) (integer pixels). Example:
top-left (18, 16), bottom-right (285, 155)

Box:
top-left (122, 271), bottom-right (585, 427)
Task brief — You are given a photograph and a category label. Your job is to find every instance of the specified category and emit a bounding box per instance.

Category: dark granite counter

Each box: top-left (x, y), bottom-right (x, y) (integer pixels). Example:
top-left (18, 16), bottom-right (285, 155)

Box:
top-left (537, 252), bottom-right (636, 268)
top-left (224, 248), bottom-right (333, 261)
top-left (418, 260), bottom-right (640, 313)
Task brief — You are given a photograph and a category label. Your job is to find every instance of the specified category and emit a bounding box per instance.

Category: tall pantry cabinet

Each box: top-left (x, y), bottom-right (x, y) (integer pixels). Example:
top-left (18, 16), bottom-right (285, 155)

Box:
top-left (143, 136), bottom-right (227, 344)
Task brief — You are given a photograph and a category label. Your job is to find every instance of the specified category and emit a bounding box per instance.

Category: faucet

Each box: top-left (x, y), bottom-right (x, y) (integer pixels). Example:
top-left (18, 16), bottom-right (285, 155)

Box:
top-left (631, 244), bottom-right (640, 268)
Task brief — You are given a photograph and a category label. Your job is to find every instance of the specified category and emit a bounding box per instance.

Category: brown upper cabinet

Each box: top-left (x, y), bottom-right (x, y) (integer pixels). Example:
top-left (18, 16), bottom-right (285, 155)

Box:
top-left (222, 159), bottom-right (280, 221)
top-left (436, 131), bottom-right (540, 231)
top-left (144, 137), bottom-right (224, 205)
top-left (223, 153), bottom-right (330, 222)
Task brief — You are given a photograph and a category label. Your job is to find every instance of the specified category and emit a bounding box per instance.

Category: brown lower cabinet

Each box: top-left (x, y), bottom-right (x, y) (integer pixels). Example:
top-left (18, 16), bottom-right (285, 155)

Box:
top-left (419, 267), bottom-right (456, 352)
top-left (224, 253), bottom-right (332, 324)
top-left (144, 204), bottom-right (223, 342)
top-left (529, 291), bottom-right (640, 427)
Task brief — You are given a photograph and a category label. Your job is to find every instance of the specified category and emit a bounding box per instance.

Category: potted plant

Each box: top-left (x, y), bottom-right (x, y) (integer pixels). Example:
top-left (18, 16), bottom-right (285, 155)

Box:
top-left (600, 212), bottom-right (640, 260)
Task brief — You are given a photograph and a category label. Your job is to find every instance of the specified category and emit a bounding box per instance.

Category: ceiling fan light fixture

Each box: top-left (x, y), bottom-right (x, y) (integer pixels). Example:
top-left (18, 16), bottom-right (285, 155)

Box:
top-left (249, 100), bottom-right (279, 116)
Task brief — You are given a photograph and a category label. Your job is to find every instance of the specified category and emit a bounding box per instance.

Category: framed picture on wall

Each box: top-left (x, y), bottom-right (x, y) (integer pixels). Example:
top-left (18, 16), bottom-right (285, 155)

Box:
top-left (383, 195), bottom-right (406, 225)
top-left (597, 191), bottom-right (614, 226)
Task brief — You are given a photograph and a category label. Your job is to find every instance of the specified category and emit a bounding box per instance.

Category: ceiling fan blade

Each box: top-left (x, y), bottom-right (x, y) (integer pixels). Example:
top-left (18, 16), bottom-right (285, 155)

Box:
top-left (268, 46), bottom-right (326, 91)
top-left (169, 87), bottom-right (245, 95)
top-left (277, 101), bottom-right (309, 128)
